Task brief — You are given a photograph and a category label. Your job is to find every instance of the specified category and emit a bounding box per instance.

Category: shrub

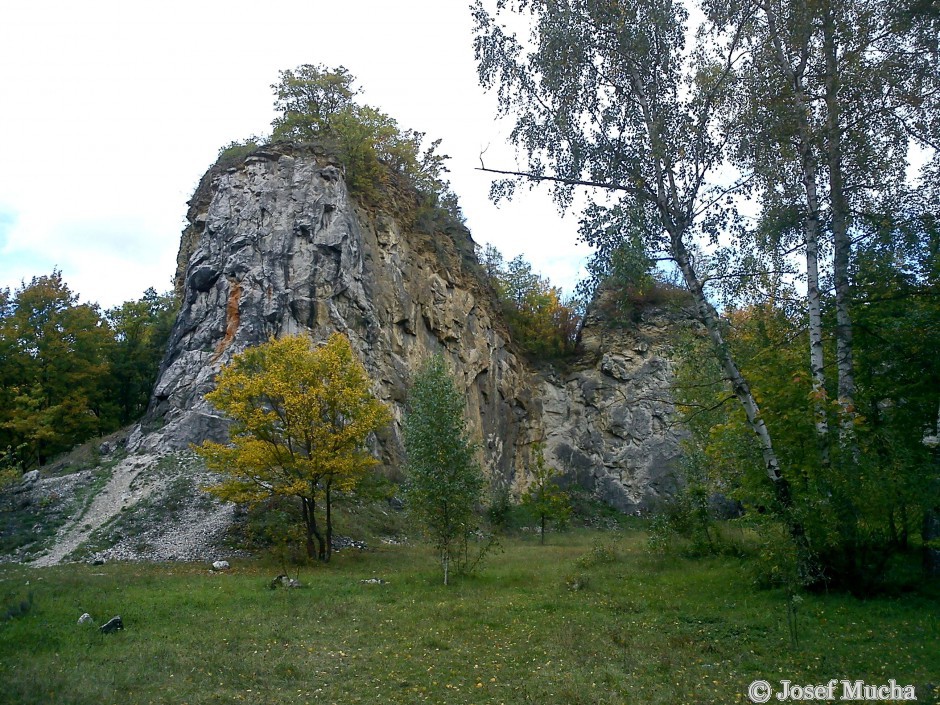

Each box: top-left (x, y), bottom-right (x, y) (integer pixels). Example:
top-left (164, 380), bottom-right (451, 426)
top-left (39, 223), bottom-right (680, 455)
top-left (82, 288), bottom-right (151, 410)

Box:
top-left (575, 539), bottom-right (617, 569)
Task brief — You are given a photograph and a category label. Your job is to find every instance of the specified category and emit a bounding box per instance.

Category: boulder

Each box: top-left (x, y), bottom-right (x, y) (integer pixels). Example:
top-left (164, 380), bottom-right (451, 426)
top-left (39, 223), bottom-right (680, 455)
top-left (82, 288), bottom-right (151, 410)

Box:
top-left (270, 575), bottom-right (301, 589)
top-left (99, 616), bottom-right (123, 634)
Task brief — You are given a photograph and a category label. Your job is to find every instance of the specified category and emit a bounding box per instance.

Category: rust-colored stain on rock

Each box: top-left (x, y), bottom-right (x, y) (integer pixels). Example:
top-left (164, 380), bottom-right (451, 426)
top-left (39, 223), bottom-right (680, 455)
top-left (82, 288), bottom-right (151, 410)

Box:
top-left (213, 278), bottom-right (241, 361)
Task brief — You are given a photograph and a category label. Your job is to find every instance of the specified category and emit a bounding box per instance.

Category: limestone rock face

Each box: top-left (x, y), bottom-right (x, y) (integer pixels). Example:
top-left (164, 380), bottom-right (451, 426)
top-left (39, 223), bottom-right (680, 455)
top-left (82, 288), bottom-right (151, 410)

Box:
top-left (139, 145), bottom-right (530, 482)
top-left (537, 298), bottom-right (689, 512)
top-left (138, 144), bottom-right (688, 511)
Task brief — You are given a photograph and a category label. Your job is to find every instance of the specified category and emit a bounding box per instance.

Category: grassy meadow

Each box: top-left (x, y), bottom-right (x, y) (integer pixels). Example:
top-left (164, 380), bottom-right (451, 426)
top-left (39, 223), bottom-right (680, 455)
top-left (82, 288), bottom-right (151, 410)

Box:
top-left (0, 528), bottom-right (937, 705)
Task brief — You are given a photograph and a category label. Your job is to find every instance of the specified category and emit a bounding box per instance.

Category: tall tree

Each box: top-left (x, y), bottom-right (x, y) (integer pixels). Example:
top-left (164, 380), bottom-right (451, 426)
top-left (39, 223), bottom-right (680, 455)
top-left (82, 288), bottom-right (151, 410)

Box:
top-left (196, 334), bottom-right (391, 562)
top-left (107, 288), bottom-right (176, 425)
top-left (472, 0), bottom-right (796, 511)
top-left (403, 355), bottom-right (484, 585)
top-left (0, 272), bottom-right (115, 467)
top-left (725, 0), bottom-right (940, 457)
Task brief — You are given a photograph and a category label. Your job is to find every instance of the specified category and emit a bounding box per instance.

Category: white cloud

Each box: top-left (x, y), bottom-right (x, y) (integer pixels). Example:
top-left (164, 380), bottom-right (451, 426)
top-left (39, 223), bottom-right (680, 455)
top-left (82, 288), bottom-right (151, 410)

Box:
top-left (0, 1), bottom-right (589, 308)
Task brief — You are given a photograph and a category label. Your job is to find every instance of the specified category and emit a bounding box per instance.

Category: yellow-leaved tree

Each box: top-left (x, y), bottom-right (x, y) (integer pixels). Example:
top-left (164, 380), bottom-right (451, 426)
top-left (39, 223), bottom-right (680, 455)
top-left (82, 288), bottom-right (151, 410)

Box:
top-left (195, 333), bottom-right (391, 562)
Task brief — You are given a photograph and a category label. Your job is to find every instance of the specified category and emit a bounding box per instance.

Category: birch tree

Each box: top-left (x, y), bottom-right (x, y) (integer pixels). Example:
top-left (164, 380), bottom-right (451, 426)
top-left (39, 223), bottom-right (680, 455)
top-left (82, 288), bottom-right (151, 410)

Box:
top-left (403, 355), bottom-right (484, 585)
top-left (472, 0), bottom-right (797, 511)
top-left (724, 0), bottom-right (940, 458)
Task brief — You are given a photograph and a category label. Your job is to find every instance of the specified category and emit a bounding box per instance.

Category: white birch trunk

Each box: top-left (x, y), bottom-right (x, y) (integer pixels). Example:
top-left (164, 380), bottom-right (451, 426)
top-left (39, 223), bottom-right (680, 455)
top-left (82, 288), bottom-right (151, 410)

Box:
top-left (761, 0), bottom-right (832, 467)
top-left (671, 233), bottom-right (788, 495)
top-left (823, 8), bottom-right (858, 453)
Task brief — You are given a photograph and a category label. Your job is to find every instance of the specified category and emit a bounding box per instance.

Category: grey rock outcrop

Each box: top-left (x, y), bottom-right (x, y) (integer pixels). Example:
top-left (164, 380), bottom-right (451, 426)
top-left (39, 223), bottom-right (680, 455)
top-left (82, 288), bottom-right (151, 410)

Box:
top-left (536, 296), bottom-right (689, 512)
top-left (137, 143), bottom-right (688, 512)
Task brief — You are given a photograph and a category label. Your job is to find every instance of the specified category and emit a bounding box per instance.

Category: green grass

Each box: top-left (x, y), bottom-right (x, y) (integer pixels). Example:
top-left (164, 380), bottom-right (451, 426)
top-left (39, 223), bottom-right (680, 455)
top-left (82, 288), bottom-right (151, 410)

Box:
top-left (0, 529), bottom-right (937, 704)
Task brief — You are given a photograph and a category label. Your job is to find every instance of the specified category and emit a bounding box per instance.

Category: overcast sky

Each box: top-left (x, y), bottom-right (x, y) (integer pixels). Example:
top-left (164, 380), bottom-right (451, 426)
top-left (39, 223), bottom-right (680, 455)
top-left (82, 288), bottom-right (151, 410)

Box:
top-left (0, 1), bottom-right (590, 309)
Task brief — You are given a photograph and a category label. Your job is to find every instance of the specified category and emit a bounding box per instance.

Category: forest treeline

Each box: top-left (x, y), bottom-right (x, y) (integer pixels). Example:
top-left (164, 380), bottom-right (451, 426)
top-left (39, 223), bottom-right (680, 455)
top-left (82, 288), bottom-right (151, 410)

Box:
top-left (0, 272), bottom-right (175, 474)
top-left (668, 225), bottom-right (939, 592)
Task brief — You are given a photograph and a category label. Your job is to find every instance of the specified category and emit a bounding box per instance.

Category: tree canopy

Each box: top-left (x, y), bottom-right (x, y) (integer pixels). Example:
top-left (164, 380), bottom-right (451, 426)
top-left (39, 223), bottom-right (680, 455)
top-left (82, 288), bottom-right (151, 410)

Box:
top-left (196, 333), bottom-right (391, 562)
top-left (269, 63), bottom-right (462, 223)
top-left (479, 245), bottom-right (581, 359)
top-left (473, 0), bottom-right (940, 587)
top-left (403, 355), bottom-right (485, 585)
top-left (473, 0), bottom-right (796, 510)
top-left (0, 273), bottom-right (175, 469)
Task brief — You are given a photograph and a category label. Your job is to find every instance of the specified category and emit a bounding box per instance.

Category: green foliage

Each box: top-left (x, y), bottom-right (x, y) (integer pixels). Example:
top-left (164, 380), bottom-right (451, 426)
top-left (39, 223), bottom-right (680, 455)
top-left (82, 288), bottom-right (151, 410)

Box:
top-left (484, 482), bottom-right (515, 532)
top-left (0, 445), bottom-right (25, 491)
top-left (403, 355), bottom-right (485, 584)
top-left (196, 334), bottom-right (391, 562)
top-left (215, 138), bottom-right (262, 169)
top-left (578, 203), bottom-right (656, 298)
top-left (0, 272), bottom-right (116, 467)
top-left (581, 233), bottom-right (689, 326)
top-left (0, 274), bottom-right (175, 471)
top-left (647, 452), bottom-right (726, 558)
top-left (574, 538), bottom-right (617, 569)
top-left (473, 0), bottom-right (939, 597)
top-left (105, 288), bottom-right (175, 425)
top-left (270, 64), bottom-right (462, 224)
top-left (520, 443), bottom-right (571, 543)
top-left (672, 295), bottom-right (939, 593)
top-left (563, 571), bottom-right (590, 591)
top-left (271, 64), bottom-right (357, 139)
top-left (479, 245), bottom-right (581, 359)
top-left (1, 590), bottom-right (33, 622)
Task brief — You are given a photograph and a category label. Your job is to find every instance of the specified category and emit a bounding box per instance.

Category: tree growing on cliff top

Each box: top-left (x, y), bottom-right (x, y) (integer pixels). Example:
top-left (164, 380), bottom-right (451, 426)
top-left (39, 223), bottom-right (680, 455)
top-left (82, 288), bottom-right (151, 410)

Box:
top-left (403, 355), bottom-right (485, 585)
top-left (270, 63), bottom-right (462, 222)
top-left (196, 333), bottom-right (391, 562)
top-left (479, 245), bottom-right (581, 359)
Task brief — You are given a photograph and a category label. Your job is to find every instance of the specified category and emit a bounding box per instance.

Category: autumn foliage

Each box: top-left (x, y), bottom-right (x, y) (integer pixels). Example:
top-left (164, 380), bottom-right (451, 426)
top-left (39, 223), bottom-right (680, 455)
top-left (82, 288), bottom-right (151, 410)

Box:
top-left (0, 272), bottom-right (174, 470)
top-left (479, 245), bottom-right (581, 359)
top-left (196, 334), bottom-right (391, 561)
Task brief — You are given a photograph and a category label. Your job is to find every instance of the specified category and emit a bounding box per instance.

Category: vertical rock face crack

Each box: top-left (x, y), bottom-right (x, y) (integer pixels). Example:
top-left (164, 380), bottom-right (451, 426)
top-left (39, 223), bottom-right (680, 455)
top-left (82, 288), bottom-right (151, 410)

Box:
top-left (144, 144), bottom-right (688, 513)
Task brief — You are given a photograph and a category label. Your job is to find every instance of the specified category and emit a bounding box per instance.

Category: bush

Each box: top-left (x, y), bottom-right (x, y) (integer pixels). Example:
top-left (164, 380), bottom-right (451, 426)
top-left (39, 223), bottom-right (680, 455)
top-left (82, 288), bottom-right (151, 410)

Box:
top-left (215, 139), bottom-right (262, 170)
top-left (575, 539), bottom-right (617, 569)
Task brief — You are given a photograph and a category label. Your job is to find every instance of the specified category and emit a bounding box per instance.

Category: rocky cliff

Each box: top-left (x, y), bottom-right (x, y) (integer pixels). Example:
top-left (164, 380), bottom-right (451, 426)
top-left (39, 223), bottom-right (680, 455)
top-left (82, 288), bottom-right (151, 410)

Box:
top-left (137, 143), bottom-right (688, 513)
